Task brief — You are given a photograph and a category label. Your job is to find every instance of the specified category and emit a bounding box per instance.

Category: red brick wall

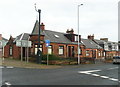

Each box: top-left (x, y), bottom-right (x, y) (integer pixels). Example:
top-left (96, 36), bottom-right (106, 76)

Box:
top-left (4, 45), bottom-right (9, 58)
top-left (4, 44), bottom-right (20, 59)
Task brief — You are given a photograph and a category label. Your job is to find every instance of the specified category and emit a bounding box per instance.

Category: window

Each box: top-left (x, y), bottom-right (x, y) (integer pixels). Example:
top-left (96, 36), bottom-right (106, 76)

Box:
top-left (59, 46), bottom-right (64, 55)
top-left (75, 36), bottom-right (78, 42)
top-left (98, 51), bottom-right (101, 56)
top-left (48, 45), bottom-right (52, 54)
top-left (86, 50), bottom-right (89, 56)
top-left (78, 47), bottom-right (82, 55)
top-left (10, 46), bottom-right (13, 56)
top-left (54, 34), bottom-right (59, 38)
top-left (35, 45), bottom-right (42, 55)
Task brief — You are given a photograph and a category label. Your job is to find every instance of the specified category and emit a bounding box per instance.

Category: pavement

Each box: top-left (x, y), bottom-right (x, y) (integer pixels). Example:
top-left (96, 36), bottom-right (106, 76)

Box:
top-left (0, 58), bottom-right (62, 69)
top-left (0, 58), bottom-right (112, 69)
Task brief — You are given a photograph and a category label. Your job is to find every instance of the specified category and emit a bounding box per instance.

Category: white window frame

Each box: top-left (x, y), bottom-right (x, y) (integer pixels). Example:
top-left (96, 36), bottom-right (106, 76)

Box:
top-left (10, 46), bottom-right (13, 56)
top-left (35, 45), bottom-right (42, 55)
top-left (59, 46), bottom-right (64, 55)
top-left (86, 50), bottom-right (89, 56)
top-left (48, 45), bottom-right (52, 54)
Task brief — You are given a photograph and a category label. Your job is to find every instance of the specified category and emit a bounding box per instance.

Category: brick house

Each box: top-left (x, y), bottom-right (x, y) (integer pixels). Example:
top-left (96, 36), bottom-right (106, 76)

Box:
top-left (29, 20), bottom-right (81, 58)
top-left (4, 33), bottom-right (30, 58)
top-left (81, 35), bottom-right (104, 59)
top-left (94, 38), bottom-right (119, 58)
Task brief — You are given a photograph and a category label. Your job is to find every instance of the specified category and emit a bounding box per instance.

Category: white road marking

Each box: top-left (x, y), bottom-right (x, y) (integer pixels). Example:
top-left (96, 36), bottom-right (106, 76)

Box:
top-left (0, 66), bottom-right (4, 68)
top-left (100, 76), bottom-right (109, 79)
top-left (6, 66), bottom-right (14, 69)
top-left (0, 66), bottom-right (14, 69)
top-left (91, 74), bottom-right (100, 77)
top-left (108, 78), bottom-right (119, 82)
top-left (78, 70), bottom-right (101, 73)
top-left (107, 67), bottom-right (118, 70)
top-left (78, 67), bottom-right (119, 82)
top-left (4, 82), bottom-right (11, 86)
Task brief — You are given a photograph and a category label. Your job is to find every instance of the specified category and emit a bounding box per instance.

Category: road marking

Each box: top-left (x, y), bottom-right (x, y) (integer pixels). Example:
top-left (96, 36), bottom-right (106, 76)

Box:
top-left (91, 74), bottom-right (100, 77)
top-left (107, 67), bottom-right (118, 70)
top-left (108, 78), bottom-right (119, 81)
top-left (0, 66), bottom-right (14, 69)
top-left (78, 67), bottom-right (119, 82)
top-left (6, 66), bottom-right (14, 69)
top-left (0, 66), bottom-right (4, 68)
top-left (4, 81), bottom-right (11, 86)
top-left (100, 76), bottom-right (109, 79)
top-left (78, 70), bottom-right (101, 73)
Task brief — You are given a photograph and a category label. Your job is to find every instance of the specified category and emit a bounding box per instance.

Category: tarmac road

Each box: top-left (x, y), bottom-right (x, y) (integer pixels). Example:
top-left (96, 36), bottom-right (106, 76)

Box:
top-left (1, 63), bottom-right (120, 85)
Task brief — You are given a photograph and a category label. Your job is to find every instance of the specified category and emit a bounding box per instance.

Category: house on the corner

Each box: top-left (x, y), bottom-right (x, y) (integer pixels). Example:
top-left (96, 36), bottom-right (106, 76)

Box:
top-left (4, 33), bottom-right (30, 58)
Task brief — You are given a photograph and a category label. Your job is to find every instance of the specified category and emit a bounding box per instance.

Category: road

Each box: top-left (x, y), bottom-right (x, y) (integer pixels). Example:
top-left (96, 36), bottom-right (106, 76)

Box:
top-left (1, 63), bottom-right (120, 85)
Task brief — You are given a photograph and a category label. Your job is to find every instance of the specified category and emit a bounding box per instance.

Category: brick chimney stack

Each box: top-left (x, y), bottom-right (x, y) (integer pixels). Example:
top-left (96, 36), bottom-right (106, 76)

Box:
top-left (100, 38), bottom-right (108, 42)
top-left (66, 29), bottom-right (74, 34)
top-left (88, 34), bottom-right (94, 40)
top-left (0, 34), bottom-right (2, 40)
top-left (40, 23), bottom-right (45, 31)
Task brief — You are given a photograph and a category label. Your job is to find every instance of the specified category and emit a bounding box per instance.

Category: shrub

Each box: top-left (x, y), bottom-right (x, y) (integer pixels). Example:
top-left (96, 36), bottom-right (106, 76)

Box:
top-left (42, 54), bottom-right (60, 61)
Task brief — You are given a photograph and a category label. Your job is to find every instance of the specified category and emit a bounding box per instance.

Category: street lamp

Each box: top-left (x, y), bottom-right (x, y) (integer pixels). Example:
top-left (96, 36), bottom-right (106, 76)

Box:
top-left (78, 4), bottom-right (83, 65)
top-left (35, 3), bottom-right (41, 64)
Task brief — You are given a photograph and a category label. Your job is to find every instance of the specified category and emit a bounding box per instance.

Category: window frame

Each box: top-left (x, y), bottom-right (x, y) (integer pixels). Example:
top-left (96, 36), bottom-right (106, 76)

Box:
top-left (59, 46), bottom-right (64, 55)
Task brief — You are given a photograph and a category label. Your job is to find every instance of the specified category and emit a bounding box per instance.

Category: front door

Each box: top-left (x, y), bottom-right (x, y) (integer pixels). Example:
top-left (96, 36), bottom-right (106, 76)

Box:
top-left (92, 50), bottom-right (96, 58)
top-left (72, 46), bottom-right (74, 57)
top-left (68, 46), bottom-right (75, 58)
top-left (68, 46), bottom-right (71, 57)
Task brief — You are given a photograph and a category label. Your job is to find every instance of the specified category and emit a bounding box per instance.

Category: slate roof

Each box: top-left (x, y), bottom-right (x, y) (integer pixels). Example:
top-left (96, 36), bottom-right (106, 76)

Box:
top-left (14, 33), bottom-right (30, 42)
top-left (94, 39), bottom-right (105, 44)
top-left (43, 30), bottom-right (78, 44)
top-left (2, 37), bottom-right (8, 41)
top-left (31, 20), bottom-right (44, 35)
top-left (81, 38), bottom-right (103, 49)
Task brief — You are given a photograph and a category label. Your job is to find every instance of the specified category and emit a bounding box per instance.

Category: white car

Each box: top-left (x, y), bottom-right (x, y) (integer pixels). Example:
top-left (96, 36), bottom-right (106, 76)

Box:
top-left (113, 56), bottom-right (120, 64)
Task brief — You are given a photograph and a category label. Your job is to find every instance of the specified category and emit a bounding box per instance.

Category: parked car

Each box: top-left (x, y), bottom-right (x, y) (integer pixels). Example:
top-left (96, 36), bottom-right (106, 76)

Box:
top-left (113, 56), bottom-right (120, 64)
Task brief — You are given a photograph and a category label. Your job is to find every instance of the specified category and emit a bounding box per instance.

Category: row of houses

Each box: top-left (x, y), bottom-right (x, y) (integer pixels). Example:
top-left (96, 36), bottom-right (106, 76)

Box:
top-left (0, 20), bottom-right (120, 60)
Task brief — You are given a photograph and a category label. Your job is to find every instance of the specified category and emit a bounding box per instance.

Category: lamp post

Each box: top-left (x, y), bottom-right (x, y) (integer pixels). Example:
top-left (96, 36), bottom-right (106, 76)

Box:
top-left (35, 4), bottom-right (41, 64)
top-left (78, 4), bottom-right (83, 65)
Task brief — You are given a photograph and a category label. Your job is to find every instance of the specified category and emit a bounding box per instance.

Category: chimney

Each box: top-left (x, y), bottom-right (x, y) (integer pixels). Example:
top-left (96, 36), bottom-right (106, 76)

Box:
top-left (66, 28), bottom-right (74, 34)
top-left (88, 34), bottom-right (94, 40)
top-left (100, 38), bottom-right (108, 42)
top-left (40, 23), bottom-right (45, 31)
top-left (0, 34), bottom-right (2, 40)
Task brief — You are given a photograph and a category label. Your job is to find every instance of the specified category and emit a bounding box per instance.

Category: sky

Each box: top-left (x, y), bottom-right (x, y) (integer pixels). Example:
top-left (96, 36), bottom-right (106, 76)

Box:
top-left (0, 0), bottom-right (119, 42)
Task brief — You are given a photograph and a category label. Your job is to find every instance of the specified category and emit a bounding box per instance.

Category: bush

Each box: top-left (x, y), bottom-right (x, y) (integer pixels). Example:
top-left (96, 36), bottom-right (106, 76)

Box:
top-left (42, 54), bottom-right (60, 61)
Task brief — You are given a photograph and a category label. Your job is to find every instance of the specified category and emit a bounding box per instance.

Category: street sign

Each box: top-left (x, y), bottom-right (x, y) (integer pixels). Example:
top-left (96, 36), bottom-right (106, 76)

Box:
top-left (0, 40), bottom-right (7, 47)
top-left (16, 40), bottom-right (31, 47)
top-left (45, 40), bottom-right (50, 47)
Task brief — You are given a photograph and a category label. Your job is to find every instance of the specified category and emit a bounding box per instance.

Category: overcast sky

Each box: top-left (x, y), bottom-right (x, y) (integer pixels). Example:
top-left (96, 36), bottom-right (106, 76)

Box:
top-left (0, 0), bottom-right (119, 42)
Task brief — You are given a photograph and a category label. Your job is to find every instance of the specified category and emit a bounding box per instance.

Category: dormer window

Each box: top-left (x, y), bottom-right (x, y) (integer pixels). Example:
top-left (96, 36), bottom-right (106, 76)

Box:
top-left (54, 34), bottom-right (59, 38)
top-left (75, 36), bottom-right (78, 41)
top-left (90, 42), bottom-right (93, 44)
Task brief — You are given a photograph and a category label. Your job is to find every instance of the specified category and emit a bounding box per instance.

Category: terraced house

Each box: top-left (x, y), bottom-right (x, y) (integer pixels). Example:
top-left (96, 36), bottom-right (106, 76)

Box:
top-left (4, 20), bottom-right (118, 61)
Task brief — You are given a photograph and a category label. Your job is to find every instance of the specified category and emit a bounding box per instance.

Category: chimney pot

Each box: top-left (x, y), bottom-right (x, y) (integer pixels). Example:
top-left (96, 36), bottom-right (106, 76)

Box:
top-left (40, 22), bottom-right (45, 30)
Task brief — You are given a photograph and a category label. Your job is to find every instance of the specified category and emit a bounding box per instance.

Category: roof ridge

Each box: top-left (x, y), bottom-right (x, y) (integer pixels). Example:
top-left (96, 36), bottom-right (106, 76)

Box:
top-left (44, 30), bottom-right (66, 34)
top-left (20, 33), bottom-right (24, 40)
